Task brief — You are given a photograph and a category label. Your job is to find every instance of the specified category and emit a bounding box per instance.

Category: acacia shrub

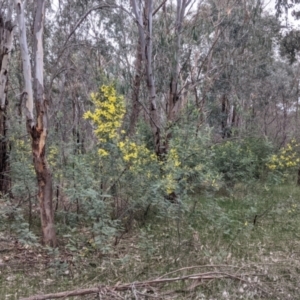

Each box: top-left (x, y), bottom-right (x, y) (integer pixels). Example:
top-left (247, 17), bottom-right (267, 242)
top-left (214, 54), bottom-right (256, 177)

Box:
top-left (82, 85), bottom-right (224, 229)
top-left (266, 139), bottom-right (300, 184)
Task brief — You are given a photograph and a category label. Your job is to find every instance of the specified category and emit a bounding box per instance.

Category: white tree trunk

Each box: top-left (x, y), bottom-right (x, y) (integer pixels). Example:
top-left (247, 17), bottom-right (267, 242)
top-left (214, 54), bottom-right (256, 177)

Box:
top-left (131, 0), bottom-right (163, 156)
top-left (14, 0), bottom-right (57, 247)
top-left (14, 0), bottom-right (34, 126)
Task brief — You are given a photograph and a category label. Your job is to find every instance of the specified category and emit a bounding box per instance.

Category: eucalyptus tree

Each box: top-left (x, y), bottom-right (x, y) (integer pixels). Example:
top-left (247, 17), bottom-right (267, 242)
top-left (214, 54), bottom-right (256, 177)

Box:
top-left (128, 0), bottom-right (270, 149)
top-left (202, 0), bottom-right (284, 139)
top-left (14, 0), bottom-right (57, 246)
top-left (129, 0), bottom-right (222, 155)
top-left (0, 2), bottom-right (13, 195)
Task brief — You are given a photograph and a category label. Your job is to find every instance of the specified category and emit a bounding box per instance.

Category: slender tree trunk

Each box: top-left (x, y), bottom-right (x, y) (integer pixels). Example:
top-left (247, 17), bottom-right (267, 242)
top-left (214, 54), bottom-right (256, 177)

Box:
top-left (167, 0), bottom-right (186, 123)
top-left (128, 41), bottom-right (142, 136)
top-left (144, 0), bottom-right (164, 156)
top-left (221, 94), bottom-right (228, 138)
top-left (281, 94), bottom-right (287, 147)
top-left (33, 0), bottom-right (56, 247)
top-left (132, 0), bottom-right (164, 156)
top-left (15, 0), bottom-right (57, 247)
top-left (0, 10), bottom-right (13, 195)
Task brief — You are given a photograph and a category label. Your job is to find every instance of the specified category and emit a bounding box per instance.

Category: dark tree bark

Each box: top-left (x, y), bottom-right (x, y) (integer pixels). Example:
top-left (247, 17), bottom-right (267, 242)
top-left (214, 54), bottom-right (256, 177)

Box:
top-left (0, 11), bottom-right (13, 195)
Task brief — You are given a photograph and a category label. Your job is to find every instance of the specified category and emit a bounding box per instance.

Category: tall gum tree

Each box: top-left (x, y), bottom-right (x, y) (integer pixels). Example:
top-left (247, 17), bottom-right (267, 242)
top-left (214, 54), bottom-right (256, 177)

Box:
top-left (131, 0), bottom-right (164, 156)
top-left (0, 5), bottom-right (13, 195)
top-left (14, 0), bottom-right (57, 247)
top-left (131, 0), bottom-right (193, 156)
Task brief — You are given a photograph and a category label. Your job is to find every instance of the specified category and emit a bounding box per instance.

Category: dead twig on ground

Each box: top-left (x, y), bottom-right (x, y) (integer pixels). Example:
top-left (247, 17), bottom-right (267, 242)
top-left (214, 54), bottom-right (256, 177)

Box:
top-left (20, 270), bottom-right (267, 300)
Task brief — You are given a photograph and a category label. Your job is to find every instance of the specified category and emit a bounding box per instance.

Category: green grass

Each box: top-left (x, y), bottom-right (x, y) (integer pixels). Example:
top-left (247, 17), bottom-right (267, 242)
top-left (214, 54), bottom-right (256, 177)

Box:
top-left (2, 182), bottom-right (300, 299)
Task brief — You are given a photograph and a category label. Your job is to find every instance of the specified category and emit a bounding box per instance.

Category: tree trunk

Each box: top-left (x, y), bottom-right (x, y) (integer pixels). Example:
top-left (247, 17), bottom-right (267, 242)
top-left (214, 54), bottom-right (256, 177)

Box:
top-left (132, 0), bottom-right (164, 157)
top-left (33, 0), bottom-right (56, 247)
top-left (30, 124), bottom-right (56, 246)
top-left (128, 41), bottom-right (142, 136)
top-left (0, 11), bottom-right (13, 195)
top-left (167, 0), bottom-right (186, 123)
top-left (144, 0), bottom-right (164, 157)
top-left (221, 94), bottom-right (229, 138)
top-left (15, 0), bottom-right (57, 247)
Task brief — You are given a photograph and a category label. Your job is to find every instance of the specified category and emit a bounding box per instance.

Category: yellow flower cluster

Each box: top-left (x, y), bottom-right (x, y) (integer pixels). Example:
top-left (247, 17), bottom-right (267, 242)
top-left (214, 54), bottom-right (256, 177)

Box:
top-left (168, 148), bottom-right (181, 167)
top-left (118, 139), bottom-right (138, 162)
top-left (83, 85), bottom-right (159, 167)
top-left (118, 138), bottom-right (156, 165)
top-left (267, 139), bottom-right (300, 170)
top-left (83, 85), bottom-right (125, 156)
top-left (164, 173), bottom-right (176, 194)
top-left (162, 148), bottom-right (181, 194)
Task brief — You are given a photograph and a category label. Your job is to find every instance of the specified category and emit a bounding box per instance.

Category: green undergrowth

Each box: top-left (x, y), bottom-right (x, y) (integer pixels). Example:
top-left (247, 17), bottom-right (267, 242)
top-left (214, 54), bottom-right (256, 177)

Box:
top-left (2, 182), bottom-right (300, 299)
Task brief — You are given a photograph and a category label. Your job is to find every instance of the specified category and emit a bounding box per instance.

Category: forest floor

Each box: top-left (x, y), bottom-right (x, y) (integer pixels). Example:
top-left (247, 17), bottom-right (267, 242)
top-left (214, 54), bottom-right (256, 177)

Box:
top-left (1, 183), bottom-right (300, 299)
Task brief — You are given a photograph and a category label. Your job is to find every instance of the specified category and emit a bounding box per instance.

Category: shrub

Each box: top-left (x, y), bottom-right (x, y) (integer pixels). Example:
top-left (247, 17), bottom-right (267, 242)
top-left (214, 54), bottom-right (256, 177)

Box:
top-left (266, 139), bottom-right (300, 184)
top-left (212, 138), bottom-right (273, 184)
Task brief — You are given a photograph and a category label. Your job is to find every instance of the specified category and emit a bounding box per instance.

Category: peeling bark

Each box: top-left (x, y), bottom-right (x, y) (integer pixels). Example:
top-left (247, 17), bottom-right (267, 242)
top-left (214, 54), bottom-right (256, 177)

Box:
top-left (33, 0), bottom-right (57, 247)
top-left (15, 0), bottom-right (57, 247)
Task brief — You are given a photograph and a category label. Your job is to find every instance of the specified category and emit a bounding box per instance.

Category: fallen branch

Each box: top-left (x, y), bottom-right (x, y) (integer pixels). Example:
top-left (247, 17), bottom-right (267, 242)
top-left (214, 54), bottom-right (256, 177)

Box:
top-left (157, 264), bottom-right (242, 279)
top-left (20, 271), bottom-right (255, 300)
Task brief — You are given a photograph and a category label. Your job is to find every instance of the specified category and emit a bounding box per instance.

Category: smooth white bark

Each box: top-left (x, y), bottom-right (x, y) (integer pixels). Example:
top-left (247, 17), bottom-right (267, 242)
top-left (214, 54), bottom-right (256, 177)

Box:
top-left (14, 0), bottom-right (34, 125)
top-left (35, 27), bottom-right (44, 85)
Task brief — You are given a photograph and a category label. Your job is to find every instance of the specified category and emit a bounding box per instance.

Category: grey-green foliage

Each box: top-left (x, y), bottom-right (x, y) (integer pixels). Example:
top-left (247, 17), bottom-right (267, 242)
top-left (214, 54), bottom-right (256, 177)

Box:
top-left (0, 198), bottom-right (38, 245)
top-left (0, 119), bottom-right (37, 244)
top-left (2, 0), bottom-right (300, 251)
top-left (212, 138), bottom-right (273, 184)
top-left (205, 1), bottom-right (281, 136)
top-left (55, 148), bottom-right (119, 252)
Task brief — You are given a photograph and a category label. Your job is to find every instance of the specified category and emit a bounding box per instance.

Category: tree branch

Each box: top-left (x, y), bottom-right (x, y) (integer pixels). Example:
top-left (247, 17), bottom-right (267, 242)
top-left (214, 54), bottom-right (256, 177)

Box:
top-left (21, 271), bottom-right (262, 300)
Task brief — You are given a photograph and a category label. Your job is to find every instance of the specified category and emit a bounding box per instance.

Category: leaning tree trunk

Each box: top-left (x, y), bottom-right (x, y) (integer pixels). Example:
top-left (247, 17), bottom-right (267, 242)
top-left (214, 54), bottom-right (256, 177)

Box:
top-left (0, 10), bottom-right (13, 195)
top-left (15, 0), bottom-right (57, 247)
